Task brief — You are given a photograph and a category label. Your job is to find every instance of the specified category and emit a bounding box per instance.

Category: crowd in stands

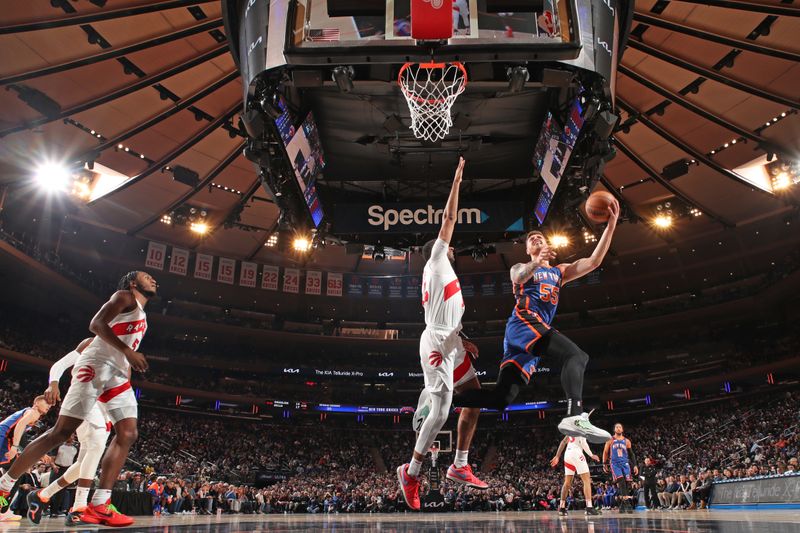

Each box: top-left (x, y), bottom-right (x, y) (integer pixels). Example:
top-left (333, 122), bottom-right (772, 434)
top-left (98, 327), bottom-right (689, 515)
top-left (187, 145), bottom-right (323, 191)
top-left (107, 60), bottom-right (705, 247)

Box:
top-left (2, 367), bottom-right (797, 516)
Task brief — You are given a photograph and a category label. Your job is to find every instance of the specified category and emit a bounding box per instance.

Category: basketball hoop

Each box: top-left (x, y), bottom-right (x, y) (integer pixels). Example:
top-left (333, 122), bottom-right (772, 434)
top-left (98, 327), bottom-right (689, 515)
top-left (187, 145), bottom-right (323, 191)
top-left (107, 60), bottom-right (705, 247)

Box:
top-left (398, 62), bottom-right (467, 142)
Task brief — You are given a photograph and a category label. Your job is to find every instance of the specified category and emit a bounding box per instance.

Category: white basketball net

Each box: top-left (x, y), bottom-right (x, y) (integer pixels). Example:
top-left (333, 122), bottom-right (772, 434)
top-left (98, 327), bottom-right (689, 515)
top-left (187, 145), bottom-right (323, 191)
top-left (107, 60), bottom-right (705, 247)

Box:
top-left (398, 62), bottom-right (467, 142)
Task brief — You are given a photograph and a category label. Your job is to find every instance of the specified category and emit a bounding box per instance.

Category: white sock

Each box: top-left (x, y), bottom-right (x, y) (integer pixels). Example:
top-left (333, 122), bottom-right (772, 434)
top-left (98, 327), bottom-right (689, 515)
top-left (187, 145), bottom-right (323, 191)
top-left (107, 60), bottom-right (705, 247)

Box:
top-left (586, 500), bottom-right (593, 508)
top-left (91, 489), bottom-right (112, 506)
top-left (0, 473), bottom-right (17, 492)
top-left (73, 487), bottom-right (91, 510)
top-left (454, 450), bottom-right (469, 468)
top-left (39, 480), bottom-right (62, 500)
top-left (408, 457), bottom-right (423, 478)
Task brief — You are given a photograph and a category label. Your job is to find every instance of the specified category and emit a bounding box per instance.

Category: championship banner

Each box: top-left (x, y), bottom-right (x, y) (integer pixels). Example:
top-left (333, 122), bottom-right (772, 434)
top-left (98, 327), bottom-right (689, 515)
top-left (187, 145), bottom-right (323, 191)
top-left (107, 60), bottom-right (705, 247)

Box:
top-left (346, 275), bottom-right (364, 297)
top-left (367, 277), bottom-right (384, 298)
top-left (261, 265), bottom-right (279, 290)
top-left (332, 201), bottom-right (525, 234)
top-left (481, 274), bottom-right (497, 296)
top-left (239, 261), bottom-right (258, 288)
top-left (501, 276), bottom-right (513, 295)
top-left (283, 268), bottom-right (300, 293)
top-left (145, 241), bottom-right (167, 270)
top-left (461, 275), bottom-right (475, 297)
top-left (405, 276), bottom-right (421, 298)
top-left (388, 277), bottom-right (403, 298)
top-left (326, 272), bottom-right (343, 297)
top-left (305, 270), bottom-right (322, 295)
top-left (194, 253), bottom-right (213, 280)
top-left (169, 247), bottom-right (189, 276)
top-left (217, 257), bottom-right (235, 285)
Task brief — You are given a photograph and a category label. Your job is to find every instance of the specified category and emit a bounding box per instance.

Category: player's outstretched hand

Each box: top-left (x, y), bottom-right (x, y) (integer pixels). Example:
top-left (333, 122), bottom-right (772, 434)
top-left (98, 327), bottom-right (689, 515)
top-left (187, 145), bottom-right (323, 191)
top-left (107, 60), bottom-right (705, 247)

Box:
top-left (607, 199), bottom-right (620, 226)
top-left (591, 454), bottom-right (600, 462)
top-left (125, 349), bottom-right (149, 372)
top-left (44, 382), bottom-right (61, 405)
top-left (453, 156), bottom-right (465, 184)
top-left (550, 456), bottom-right (559, 468)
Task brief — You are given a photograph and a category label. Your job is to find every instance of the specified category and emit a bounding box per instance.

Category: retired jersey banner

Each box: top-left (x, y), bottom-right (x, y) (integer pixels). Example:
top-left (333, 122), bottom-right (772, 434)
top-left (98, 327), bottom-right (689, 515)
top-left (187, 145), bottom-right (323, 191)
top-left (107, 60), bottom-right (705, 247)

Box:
top-left (327, 272), bottom-right (343, 297)
top-left (346, 275), bottom-right (364, 297)
top-left (501, 276), bottom-right (513, 295)
top-left (145, 241), bottom-right (167, 270)
top-left (217, 257), bottom-right (236, 285)
top-left (405, 276), bottom-right (421, 298)
top-left (169, 247), bottom-right (189, 276)
top-left (239, 261), bottom-right (257, 288)
top-left (283, 268), bottom-right (300, 293)
top-left (261, 265), bottom-right (279, 290)
top-left (305, 270), bottom-right (322, 295)
top-left (461, 275), bottom-right (475, 298)
top-left (367, 277), bottom-right (384, 298)
top-left (332, 201), bottom-right (525, 234)
top-left (194, 253), bottom-right (213, 280)
top-left (480, 274), bottom-right (497, 296)
top-left (388, 277), bottom-right (403, 298)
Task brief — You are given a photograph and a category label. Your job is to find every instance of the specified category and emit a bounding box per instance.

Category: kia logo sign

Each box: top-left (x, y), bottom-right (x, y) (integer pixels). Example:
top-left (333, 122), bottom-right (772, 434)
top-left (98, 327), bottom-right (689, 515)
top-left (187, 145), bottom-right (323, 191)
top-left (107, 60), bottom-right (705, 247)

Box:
top-left (423, 501), bottom-right (446, 508)
top-left (476, 370), bottom-right (487, 376)
top-left (283, 368), bottom-right (300, 374)
top-left (378, 372), bottom-right (394, 377)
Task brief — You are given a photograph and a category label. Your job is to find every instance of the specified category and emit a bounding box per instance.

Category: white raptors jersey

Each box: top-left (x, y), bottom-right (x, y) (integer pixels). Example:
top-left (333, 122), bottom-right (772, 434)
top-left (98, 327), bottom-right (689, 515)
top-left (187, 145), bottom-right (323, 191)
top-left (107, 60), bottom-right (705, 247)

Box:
top-left (78, 300), bottom-right (147, 375)
top-left (565, 436), bottom-right (590, 456)
top-left (422, 239), bottom-right (464, 333)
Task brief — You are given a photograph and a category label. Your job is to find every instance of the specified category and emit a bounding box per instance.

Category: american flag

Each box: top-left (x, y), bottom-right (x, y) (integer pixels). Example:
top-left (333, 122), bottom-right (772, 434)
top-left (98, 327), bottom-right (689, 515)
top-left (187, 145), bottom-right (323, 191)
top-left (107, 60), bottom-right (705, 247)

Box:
top-left (307, 28), bottom-right (341, 42)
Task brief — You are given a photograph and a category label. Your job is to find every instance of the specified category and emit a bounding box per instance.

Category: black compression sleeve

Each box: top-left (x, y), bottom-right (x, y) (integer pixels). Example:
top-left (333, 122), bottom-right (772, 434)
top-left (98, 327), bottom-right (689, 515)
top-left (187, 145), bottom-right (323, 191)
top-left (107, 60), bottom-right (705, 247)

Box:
top-left (628, 447), bottom-right (637, 469)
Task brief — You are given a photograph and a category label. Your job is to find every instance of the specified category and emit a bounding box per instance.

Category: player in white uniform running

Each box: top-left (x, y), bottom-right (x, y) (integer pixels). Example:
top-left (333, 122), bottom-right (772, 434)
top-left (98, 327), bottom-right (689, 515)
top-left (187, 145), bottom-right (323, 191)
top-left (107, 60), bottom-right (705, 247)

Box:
top-left (551, 434), bottom-right (601, 516)
top-left (0, 271), bottom-right (154, 528)
top-left (397, 158), bottom-right (488, 511)
top-left (26, 338), bottom-right (114, 525)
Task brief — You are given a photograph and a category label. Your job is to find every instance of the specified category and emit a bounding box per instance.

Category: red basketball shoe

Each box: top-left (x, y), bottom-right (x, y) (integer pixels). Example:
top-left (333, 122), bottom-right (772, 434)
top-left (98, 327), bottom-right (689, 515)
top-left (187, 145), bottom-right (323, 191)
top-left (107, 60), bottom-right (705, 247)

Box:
top-left (396, 464), bottom-right (421, 511)
top-left (79, 501), bottom-right (134, 527)
top-left (446, 464), bottom-right (489, 489)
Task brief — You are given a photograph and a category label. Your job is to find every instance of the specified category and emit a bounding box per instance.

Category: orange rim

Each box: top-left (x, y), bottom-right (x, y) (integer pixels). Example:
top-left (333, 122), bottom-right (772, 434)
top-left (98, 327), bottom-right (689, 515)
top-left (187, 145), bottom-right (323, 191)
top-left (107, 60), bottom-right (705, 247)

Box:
top-left (398, 61), bottom-right (468, 105)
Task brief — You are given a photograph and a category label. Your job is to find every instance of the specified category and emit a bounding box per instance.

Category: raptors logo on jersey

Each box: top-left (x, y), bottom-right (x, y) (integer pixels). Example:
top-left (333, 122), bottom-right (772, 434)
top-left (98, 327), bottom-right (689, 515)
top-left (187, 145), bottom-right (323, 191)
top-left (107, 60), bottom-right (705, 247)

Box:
top-left (429, 351), bottom-right (443, 367)
top-left (422, 239), bottom-right (464, 333)
top-left (75, 366), bottom-right (96, 383)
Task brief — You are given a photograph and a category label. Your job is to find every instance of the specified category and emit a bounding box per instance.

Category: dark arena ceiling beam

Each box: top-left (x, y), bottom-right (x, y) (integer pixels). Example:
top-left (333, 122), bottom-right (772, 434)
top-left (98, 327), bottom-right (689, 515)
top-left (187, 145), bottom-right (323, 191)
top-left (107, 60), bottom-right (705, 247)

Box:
top-left (616, 97), bottom-right (775, 198)
top-left (0, 0), bottom-right (217, 35)
top-left (192, 179), bottom-right (264, 249)
top-left (628, 39), bottom-right (800, 110)
top-left (128, 142), bottom-right (245, 236)
top-left (633, 13), bottom-right (800, 63)
top-left (0, 45), bottom-right (228, 138)
top-left (670, 0), bottom-right (800, 17)
top-left (612, 136), bottom-right (734, 227)
top-left (0, 18), bottom-right (223, 86)
top-left (90, 102), bottom-right (240, 205)
top-left (617, 65), bottom-right (796, 158)
top-left (79, 71), bottom-right (238, 163)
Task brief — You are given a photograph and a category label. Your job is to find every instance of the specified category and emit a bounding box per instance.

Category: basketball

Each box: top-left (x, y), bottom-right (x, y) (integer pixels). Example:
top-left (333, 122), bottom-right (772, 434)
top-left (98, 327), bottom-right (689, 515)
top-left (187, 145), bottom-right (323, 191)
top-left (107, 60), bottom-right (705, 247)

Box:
top-left (584, 191), bottom-right (617, 223)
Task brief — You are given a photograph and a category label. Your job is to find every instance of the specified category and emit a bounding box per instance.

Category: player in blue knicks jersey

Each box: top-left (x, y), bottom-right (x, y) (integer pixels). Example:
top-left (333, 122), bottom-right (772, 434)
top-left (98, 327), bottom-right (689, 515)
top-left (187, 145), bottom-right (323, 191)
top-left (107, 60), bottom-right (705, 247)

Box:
top-left (603, 423), bottom-right (638, 513)
top-left (455, 199), bottom-right (619, 443)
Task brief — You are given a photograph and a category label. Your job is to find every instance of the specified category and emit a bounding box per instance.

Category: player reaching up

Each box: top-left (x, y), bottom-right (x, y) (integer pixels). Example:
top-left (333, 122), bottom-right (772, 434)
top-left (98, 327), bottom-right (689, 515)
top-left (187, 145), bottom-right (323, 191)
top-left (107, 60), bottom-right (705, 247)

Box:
top-left (397, 157), bottom-right (487, 511)
top-left (26, 338), bottom-right (114, 526)
top-left (454, 199), bottom-right (620, 442)
top-left (603, 423), bottom-right (638, 513)
top-left (551, 435), bottom-right (601, 516)
top-left (0, 271), bottom-right (155, 527)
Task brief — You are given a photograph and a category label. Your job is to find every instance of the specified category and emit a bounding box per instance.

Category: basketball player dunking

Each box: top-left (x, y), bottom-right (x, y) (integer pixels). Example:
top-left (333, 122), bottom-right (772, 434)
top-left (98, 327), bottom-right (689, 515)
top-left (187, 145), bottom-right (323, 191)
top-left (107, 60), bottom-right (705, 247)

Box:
top-left (603, 423), bottom-right (638, 513)
top-left (455, 200), bottom-right (620, 443)
top-left (551, 435), bottom-right (601, 516)
top-left (26, 338), bottom-right (114, 525)
top-left (0, 271), bottom-right (154, 527)
top-left (397, 157), bottom-right (488, 511)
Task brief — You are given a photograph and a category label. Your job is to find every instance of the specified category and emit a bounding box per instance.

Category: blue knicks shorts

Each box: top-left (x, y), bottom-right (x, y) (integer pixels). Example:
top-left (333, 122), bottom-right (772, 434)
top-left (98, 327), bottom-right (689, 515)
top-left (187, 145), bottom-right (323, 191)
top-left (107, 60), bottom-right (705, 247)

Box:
top-left (0, 428), bottom-right (12, 466)
top-left (500, 308), bottom-right (551, 383)
top-left (611, 462), bottom-right (632, 481)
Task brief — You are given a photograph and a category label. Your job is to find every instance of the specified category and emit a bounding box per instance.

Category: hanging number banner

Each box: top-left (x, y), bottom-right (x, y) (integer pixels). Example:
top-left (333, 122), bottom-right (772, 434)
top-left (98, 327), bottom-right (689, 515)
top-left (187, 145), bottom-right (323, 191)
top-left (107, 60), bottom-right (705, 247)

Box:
top-left (327, 272), bottom-right (343, 297)
top-left (240, 261), bottom-right (258, 288)
top-left (284, 268), bottom-right (300, 293)
top-left (261, 265), bottom-right (279, 290)
top-left (194, 253), bottom-right (214, 280)
top-left (169, 247), bottom-right (189, 276)
top-left (217, 257), bottom-right (236, 285)
top-left (145, 242), bottom-right (167, 270)
top-left (305, 270), bottom-right (322, 295)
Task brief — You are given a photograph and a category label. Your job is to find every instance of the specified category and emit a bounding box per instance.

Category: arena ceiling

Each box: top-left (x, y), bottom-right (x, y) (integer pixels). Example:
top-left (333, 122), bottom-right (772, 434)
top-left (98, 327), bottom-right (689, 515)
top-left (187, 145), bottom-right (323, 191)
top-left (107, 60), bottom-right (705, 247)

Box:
top-left (0, 0), bottom-right (799, 271)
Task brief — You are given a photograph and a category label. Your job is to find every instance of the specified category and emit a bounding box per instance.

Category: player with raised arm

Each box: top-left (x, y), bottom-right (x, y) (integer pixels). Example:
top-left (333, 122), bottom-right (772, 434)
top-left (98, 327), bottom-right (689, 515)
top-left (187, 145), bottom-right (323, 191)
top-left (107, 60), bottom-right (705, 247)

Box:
top-left (603, 423), bottom-right (638, 513)
top-left (551, 435), bottom-right (601, 516)
top-left (0, 271), bottom-right (154, 527)
top-left (397, 157), bottom-right (488, 511)
top-left (26, 338), bottom-right (115, 525)
top-left (454, 199), bottom-right (620, 443)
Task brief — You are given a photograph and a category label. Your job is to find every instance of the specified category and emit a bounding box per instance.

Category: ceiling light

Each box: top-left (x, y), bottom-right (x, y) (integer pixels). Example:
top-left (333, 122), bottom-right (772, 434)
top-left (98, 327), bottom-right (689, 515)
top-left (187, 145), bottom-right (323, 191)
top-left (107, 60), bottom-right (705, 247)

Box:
top-left (549, 234), bottom-right (569, 249)
top-left (653, 215), bottom-right (673, 229)
top-left (34, 163), bottom-right (71, 192)
top-left (160, 214), bottom-right (173, 225)
top-left (772, 172), bottom-right (791, 191)
top-left (190, 222), bottom-right (209, 234)
top-left (293, 236), bottom-right (311, 252)
top-left (265, 234), bottom-right (278, 247)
